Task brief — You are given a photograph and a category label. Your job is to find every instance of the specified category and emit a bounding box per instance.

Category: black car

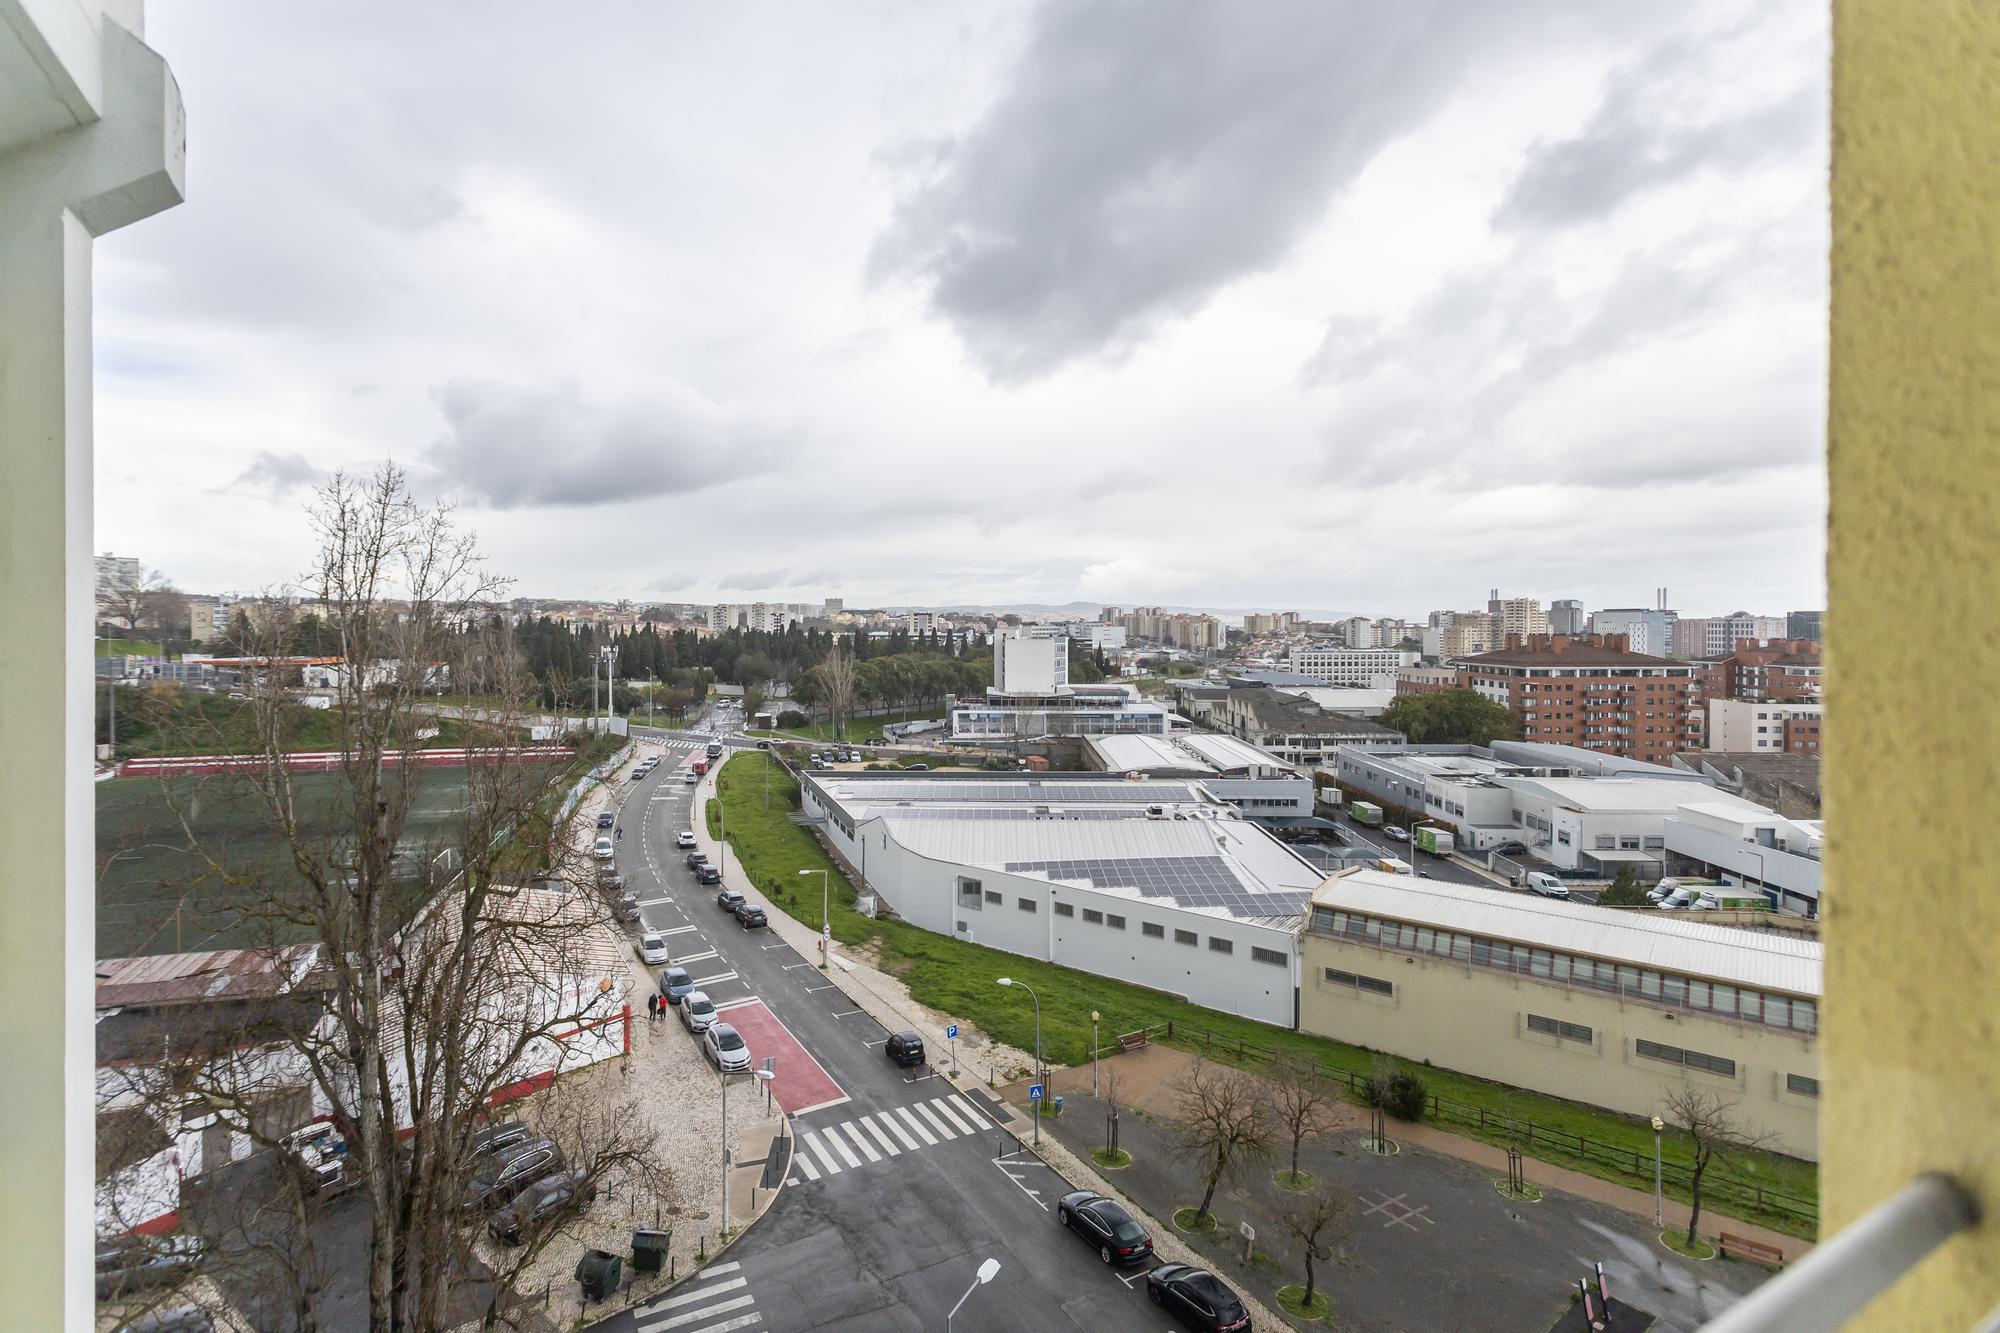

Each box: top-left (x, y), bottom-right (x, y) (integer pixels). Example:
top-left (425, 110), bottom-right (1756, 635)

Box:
top-left (1056, 1190), bottom-right (1154, 1265)
top-left (884, 1030), bottom-right (925, 1068)
top-left (756, 740), bottom-right (772, 749)
top-left (597, 871), bottom-right (626, 893)
top-left (596, 812), bottom-right (615, 829)
top-left (466, 1120), bottom-right (534, 1161)
top-left (95, 1234), bottom-right (206, 1300)
top-left (486, 1168), bottom-right (598, 1244)
top-left (614, 893), bottom-right (641, 922)
top-left (716, 887), bottom-right (745, 911)
top-left (734, 903), bottom-right (768, 929)
top-left (1145, 1264), bottom-right (1251, 1331)
top-left (685, 851), bottom-right (709, 869)
top-left (1489, 840), bottom-right (1529, 856)
top-left (697, 865), bottom-right (722, 885)
top-left (461, 1137), bottom-right (562, 1211)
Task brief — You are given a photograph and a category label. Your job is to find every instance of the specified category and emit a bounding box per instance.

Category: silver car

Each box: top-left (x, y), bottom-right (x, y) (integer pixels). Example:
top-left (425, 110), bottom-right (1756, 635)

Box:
top-left (636, 932), bottom-right (669, 966)
top-left (702, 1020), bottom-right (750, 1072)
top-left (679, 990), bottom-right (717, 1034)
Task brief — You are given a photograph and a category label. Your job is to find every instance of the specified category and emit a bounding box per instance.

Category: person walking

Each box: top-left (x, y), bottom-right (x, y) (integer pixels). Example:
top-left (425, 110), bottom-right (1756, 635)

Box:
top-left (647, 993), bottom-right (660, 1022)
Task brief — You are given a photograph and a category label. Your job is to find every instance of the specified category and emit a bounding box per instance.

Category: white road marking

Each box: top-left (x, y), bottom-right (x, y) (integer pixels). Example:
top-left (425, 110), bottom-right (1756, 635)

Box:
top-left (858, 1115), bottom-right (903, 1156)
top-left (914, 1102), bottom-right (958, 1140)
top-left (643, 1276), bottom-right (745, 1312)
top-left (781, 962), bottom-right (817, 971)
top-left (930, 1097), bottom-right (977, 1135)
top-left (641, 1294), bottom-right (756, 1331)
top-left (836, 1121), bottom-right (882, 1163)
top-left (804, 1133), bottom-right (844, 1175)
top-left (677, 949), bottom-right (720, 965)
top-left (877, 1111), bottom-right (921, 1151)
top-left (949, 1093), bottom-right (994, 1127)
top-left (660, 924), bottom-right (700, 935)
top-left (712, 994), bottom-right (762, 1011)
top-left (789, 1093), bottom-right (852, 1116)
top-left (684, 1314), bottom-right (763, 1333)
top-left (793, 1153), bottom-right (821, 1181)
top-left (895, 1105), bottom-right (938, 1146)
top-left (699, 1263), bottom-right (742, 1279)
top-left (693, 970), bottom-right (739, 987)
top-left (761, 942), bottom-right (789, 950)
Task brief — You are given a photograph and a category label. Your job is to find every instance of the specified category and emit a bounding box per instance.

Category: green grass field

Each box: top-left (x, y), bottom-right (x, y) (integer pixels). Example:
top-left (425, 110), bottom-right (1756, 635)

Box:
top-left (707, 752), bottom-right (1819, 1238)
top-left (98, 690), bottom-right (506, 759)
top-left (765, 708), bottom-right (943, 743)
top-left (98, 764), bottom-right (530, 958)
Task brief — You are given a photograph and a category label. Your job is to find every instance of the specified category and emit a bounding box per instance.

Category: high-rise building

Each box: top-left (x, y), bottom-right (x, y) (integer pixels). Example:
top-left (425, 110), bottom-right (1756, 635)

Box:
top-left (822, 597), bottom-right (844, 618)
top-left (1453, 633), bottom-right (1702, 764)
top-left (1786, 610), bottom-right (1823, 642)
top-left (1694, 640), bottom-right (1823, 705)
top-left (706, 604), bottom-right (734, 632)
top-left (994, 624), bottom-right (1069, 693)
top-left (1590, 607), bottom-right (1678, 657)
top-left (906, 611), bottom-right (935, 633)
top-left (1439, 614), bottom-right (1500, 659)
top-left (1333, 615), bottom-right (1378, 648)
top-left (1486, 596), bottom-right (1547, 639)
top-left (1549, 599), bottom-right (1587, 635)
top-left (1676, 612), bottom-right (1791, 658)
top-left (1708, 698), bottom-right (1825, 753)
top-left (1286, 643), bottom-right (1414, 686)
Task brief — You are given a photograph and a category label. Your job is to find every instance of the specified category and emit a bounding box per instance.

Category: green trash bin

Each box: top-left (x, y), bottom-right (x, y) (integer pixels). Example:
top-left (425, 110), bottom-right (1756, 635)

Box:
top-left (575, 1248), bottom-right (622, 1302)
top-left (631, 1229), bottom-right (671, 1275)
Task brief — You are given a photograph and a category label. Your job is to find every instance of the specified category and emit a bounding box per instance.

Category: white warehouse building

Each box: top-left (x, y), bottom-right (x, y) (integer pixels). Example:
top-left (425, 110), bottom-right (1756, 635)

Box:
top-left (797, 773), bottom-right (1318, 1027)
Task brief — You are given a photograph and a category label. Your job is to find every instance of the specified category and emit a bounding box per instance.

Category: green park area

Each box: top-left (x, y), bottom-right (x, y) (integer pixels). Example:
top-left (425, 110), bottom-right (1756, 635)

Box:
top-left (744, 706), bottom-right (942, 743)
top-left (705, 751), bottom-right (1819, 1239)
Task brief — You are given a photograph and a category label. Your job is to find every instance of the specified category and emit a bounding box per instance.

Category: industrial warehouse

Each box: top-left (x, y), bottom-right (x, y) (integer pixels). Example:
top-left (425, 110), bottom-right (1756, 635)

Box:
top-left (797, 772), bottom-right (1321, 1026)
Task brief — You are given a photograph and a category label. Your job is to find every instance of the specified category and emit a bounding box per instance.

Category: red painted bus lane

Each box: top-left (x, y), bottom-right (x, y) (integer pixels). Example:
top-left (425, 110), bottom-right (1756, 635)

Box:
top-left (714, 998), bottom-right (846, 1114)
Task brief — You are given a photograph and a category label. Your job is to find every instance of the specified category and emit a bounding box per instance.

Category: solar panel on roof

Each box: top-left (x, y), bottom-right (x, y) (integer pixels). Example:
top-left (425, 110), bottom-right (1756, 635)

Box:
top-left (1003, 856), bottom-right (1311, 918)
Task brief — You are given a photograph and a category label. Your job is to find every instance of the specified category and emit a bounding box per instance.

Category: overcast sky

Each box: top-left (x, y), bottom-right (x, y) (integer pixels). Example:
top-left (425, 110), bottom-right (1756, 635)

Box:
top-left (97, 0), bottom-right (1828, 618)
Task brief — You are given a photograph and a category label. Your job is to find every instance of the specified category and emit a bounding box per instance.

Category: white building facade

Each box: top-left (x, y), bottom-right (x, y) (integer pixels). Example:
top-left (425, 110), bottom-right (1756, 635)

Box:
top-left (1708, 698), bottom-right (1826, 752)
top-left (1285, 644), bottom-right (1416, 686)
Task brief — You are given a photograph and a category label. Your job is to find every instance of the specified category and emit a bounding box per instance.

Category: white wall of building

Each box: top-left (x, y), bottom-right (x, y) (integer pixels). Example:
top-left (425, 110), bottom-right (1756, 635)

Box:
top-left (995, 626), bottom-right (1068, 694)
top-left (1708, 698), bottom-right (1823, 751)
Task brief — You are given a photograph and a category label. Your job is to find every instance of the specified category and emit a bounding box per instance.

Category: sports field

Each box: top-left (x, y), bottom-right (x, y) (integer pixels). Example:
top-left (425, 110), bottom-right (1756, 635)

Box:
top-left (97, 766), bottom-right (515, 958)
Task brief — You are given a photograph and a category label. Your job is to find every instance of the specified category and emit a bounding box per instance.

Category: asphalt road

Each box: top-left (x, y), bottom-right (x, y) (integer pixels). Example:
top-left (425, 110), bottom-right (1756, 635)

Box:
top-left (1300, 807), bottom-right (1603, 905)
top-left (587, 717), bottom-right (1193, 1333)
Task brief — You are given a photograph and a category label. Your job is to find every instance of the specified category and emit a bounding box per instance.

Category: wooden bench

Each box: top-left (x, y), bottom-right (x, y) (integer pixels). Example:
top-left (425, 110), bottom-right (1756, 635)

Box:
top-left (1116, 1030), bottom-right (1150, 1054)
top-left (1718, 1232), bottom-right (1784, 1267)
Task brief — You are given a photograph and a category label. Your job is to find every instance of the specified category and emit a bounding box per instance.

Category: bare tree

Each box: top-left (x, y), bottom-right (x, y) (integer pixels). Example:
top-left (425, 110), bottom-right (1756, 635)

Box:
top-left (1170, 1060), bottom-right (1274, 1226)
top-left (132, 463), bottom-right (666, 1332)
top-left (1274, 1182), bottom-right (1344, 1311)
top-left (1269, 1052), bottom-right (1339, 1187)
top-left (812, 647), bottom-right (859, 740)
top-left (1660, 1083), bottom-right (1778, 1247)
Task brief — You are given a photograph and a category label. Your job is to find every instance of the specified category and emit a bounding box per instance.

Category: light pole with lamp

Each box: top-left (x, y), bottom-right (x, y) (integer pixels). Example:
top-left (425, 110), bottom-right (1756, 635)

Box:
top-left (1091, 1010), bottom-right (1101, 1097)
top-left (799, 868), bottom-right (830, 968)
top-left (946, 1257), bottom-right (1001, 1331)
top-left (996, 977), bottom-right (1042, 1146)
top-left (1651, 1114), bottom-right (1665, 1227)
top-left (721, 1067), bottom-right (776, 1238)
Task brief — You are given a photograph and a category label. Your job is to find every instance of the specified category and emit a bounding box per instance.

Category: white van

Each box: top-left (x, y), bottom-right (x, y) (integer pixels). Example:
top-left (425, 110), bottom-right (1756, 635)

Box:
top-left (1524, 872), bottom-right (1570, 899)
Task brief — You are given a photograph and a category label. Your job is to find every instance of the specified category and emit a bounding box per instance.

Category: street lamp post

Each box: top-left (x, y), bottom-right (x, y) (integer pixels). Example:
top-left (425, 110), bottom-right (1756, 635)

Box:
top-left (799, 868), bottom-right (830, 968)
top-left (720, 1067), bottom-right (777, 1238)
top-left (996, 977), bottom-right (1042, 1147)
top-left (945, 1257), bottom-right (1001, 1331)
top-left (1091, 1010), bottom-right (1101, 1097)
top-left (1651, 1114), bottom-right (1665, 1227)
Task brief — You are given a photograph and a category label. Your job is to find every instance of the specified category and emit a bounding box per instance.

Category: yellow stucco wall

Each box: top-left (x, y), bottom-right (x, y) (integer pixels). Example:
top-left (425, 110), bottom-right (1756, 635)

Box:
top-left (1826, 1), bottom-right (1999, 1325)
top-left (1296, 933), bottom-right (1821, 1159)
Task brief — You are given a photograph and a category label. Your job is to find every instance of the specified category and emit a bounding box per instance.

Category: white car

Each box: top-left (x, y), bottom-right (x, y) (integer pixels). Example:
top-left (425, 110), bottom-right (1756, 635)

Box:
top-left (591, 835), bottom-right (614, 860)
top-left (683, 769), bottom-right (699, 784)
top-left (637, 932), bottom-right (669, 966)
top-left (1524, 871), bottom-right (1570, 899)
top-left (1383, 826), bottom-right (1410, 842)
top-left (702, 1021), bottom-right (751, 1073)
top-left (675, 831), bottom-right (697, 849)
top-left (679, 990), bottom-right (717, 1034)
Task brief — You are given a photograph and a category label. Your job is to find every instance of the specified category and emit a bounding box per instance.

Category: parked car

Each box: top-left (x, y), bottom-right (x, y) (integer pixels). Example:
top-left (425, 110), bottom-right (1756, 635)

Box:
top-left (278, 1121), bottom-right (362, 1200)
top-left (697, 865), bottom-right (722, 885)
top-left (683, 769), bottom-right (699, 784)
top-left (1524, 871), bottom-right (1571, 899)
top-left (597, 870), bottom-right (626, 893)
top-left (676, 830), bottom-right (697, 848)
top-left (884, 1030), bottom-right (925, 1068)
top-left (630, 767), bottom-right (648, 781)
top-left (685, 851), bottom-right (709, 869)
top-left (1056, 1190), bottom-right (1154, 1265)
top-left (96, 1234), bottom-right (207, 1300)
top-left (466, 1120), bottom-right (535, 1161)
top-left (460, 1137), bottom-right (562, 1211)
top-left (703, 1021), bottom-right (752, 1072)
top-left (486, 1168), bottom-right (598, 1244)
top-left (903, 763), bottom-right (930, 771)
top-left (659, 966), bottom-right (694, 1006)
top-left (637, 932), bottom-right (670, 965)
top-left (596, 812), bottom-right (615, 829)
top-left (1489, 840), bottom-right (1529, 856)
top-left (614, 893), bottom-right (641, 923)
top-left (846, 750), bottom-right (863, 763)
top-left (716, 888), bottom-right (745, 912)
top-left (734, 903), bottom-right (768, 929)
top-left (591, 835), bottom-right (614, 860)
top-left (679, 990), bottom-right (717, 1034)
top-left (1145, 1264), bottom-right (1251, 1331)
top-left (756, 740), bottom-right (772, 750)
top-left (1383, 826), bottom-right (1410, 841)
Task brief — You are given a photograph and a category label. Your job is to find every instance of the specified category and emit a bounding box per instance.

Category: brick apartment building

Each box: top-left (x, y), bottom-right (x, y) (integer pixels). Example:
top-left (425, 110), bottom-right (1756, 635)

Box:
top-left (1449, 633), bottom-right (1701, 764)
top-left (1693, 640), bottom-right (1823, 705)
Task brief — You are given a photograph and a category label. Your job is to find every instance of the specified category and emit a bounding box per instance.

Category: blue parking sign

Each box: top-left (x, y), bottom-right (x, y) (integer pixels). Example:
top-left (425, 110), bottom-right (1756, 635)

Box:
top-left (945, 1023), bottom-right (958, 1039)
top-left (1028, 1083), bottom-right (1044, 1101)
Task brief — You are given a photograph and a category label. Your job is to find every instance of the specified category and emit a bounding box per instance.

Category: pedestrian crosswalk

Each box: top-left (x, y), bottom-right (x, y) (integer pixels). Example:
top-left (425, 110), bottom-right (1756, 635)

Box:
top-left (635, 1261), bottom-right (763, 1333)
top-left (788, 1093), bottom-right (995, 1184)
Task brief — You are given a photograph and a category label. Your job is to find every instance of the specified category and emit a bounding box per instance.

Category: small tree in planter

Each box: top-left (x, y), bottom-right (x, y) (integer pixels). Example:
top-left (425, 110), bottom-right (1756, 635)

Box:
top-left (1661, 1083), bottom-right (1777, 1251)
top-left (1270, 1052), bottom-right (1339, 1188)
top-left (1170, 1060), bottom-right (1273, 1229)
top-left (1275, 1182), bottom-right (1344, 1320)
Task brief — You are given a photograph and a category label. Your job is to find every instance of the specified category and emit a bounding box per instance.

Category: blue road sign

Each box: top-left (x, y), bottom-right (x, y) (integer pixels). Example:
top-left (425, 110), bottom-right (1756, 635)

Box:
top-left (1028, 1084), bottom-right (1044, 1102)
top-left (945, 1024), bottom-right (958, 1040)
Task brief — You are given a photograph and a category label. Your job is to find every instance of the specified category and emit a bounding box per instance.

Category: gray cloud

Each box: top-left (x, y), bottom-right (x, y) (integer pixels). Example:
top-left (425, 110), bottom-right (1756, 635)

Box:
top-left (420, 378), bottom-right (792, 509)
top-left (1493, 40), bottom-right (1822, 230)
top-left (715, 569), bottom-right (792, 590)
top-left (644, 573), bottom-right (696, 592)
top-left (870, 0), bottom-right (1585, 382)
top-left (226, 450), bottom-right (321, 497)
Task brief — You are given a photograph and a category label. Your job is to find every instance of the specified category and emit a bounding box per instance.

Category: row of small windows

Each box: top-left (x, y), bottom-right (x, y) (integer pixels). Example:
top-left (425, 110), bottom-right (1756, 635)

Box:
top-left (1526, 1013), bottom-right (1593, 1043)
top-left (1045, 901), bottom-right (1283, 963)
top-left (1310, 907), bottom-right (1818, 1036)
top-left (1635, 1038), bottom-right (1737, 1078)
top-left (1322, 967), bottom-right (1395, 996)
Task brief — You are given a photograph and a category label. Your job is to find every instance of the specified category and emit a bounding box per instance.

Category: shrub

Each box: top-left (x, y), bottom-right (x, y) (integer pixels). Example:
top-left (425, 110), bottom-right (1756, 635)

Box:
top-left (777, 710), bottom-right (809, 728)
top-left (1367, 1069), bottom-right (1429, 1122)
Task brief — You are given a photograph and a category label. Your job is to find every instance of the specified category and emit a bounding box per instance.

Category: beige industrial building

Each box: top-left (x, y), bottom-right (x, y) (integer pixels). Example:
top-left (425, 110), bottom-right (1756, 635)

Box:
top-left (1298, 871), bottom-right (1821, 1159)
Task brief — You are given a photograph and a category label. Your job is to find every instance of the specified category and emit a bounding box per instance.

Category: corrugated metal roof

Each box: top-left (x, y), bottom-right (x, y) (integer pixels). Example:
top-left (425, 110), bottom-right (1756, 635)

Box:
top-left (1087, 734), bottom-right (1211, 773)
top-left (1173, 732), bottom-right (1290, 772)
top-left (1497, 777), bottom-right (1770, 814)
top-left (1310, 871), bottom-right (1821, 996)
